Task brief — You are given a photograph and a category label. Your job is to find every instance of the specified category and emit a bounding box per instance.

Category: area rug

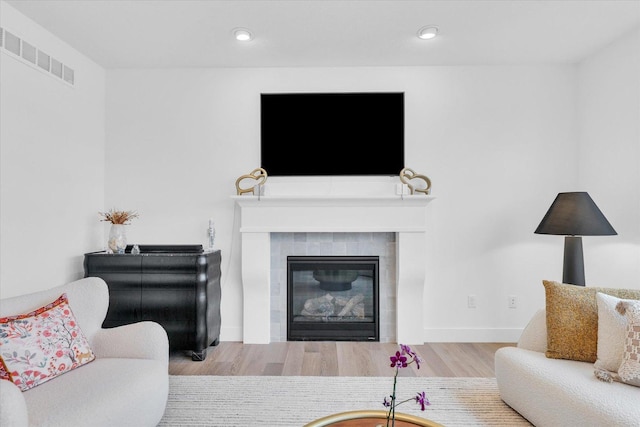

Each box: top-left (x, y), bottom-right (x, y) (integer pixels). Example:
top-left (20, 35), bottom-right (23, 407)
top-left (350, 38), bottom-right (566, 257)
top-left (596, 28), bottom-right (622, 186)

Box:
top-left (159, 376), bottom-right (532, 426)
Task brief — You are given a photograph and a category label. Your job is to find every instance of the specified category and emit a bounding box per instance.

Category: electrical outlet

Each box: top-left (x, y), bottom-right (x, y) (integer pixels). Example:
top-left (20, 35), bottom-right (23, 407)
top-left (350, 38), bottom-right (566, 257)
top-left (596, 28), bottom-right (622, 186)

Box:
top-left (468, 295), bottom-right (477, 309)
top-left (508, 295), bottom-right (517, 309)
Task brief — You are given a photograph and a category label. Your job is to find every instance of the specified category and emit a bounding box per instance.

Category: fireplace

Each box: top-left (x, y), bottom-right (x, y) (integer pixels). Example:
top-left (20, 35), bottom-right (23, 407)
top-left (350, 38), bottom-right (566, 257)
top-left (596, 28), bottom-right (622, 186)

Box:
top-left (287, 256), bottom-right (379, 341)
top-left (232, 193), bottom-right (434, 344)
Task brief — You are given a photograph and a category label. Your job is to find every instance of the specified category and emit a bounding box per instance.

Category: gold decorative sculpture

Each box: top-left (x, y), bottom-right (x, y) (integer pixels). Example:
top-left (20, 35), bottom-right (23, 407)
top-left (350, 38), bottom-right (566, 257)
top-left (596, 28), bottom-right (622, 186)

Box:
top-left (235, 167), bottom-right (268, 196)
top-left (399, 167), bottom-right (432, 195)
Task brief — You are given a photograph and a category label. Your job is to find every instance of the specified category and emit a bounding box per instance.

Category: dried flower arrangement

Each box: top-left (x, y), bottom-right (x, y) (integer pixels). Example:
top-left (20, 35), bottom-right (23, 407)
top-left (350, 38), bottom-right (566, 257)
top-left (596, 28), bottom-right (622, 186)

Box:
top-left (98, 208), bottom-right (139, 225)
top-left (383, 344), bottom-right (430, 426)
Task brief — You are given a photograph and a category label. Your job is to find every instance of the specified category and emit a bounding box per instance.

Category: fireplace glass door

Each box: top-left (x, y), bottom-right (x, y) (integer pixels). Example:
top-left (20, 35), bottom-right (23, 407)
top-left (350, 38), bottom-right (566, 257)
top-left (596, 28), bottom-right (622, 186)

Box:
top-left (287, 256), bottom-right (379, 341)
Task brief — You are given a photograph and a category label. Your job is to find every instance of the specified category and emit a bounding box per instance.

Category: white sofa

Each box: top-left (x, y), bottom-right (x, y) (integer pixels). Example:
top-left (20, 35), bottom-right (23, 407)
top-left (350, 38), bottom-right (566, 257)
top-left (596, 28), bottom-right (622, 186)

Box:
top-left (495, 309), bottom-right (640, 427)
top-left (0, 278), bottom-right (169, 427)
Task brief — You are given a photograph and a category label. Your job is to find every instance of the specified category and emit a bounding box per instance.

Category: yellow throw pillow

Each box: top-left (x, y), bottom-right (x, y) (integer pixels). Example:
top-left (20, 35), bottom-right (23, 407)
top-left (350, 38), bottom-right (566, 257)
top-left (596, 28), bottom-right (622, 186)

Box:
top-left (543, 280), bottom-right (640, 362)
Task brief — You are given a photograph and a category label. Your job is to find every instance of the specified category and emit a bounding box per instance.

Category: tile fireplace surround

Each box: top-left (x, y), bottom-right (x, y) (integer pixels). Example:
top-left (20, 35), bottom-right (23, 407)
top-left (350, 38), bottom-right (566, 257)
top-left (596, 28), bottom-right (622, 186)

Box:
top-left (232, 194), bottom-right (434, 344)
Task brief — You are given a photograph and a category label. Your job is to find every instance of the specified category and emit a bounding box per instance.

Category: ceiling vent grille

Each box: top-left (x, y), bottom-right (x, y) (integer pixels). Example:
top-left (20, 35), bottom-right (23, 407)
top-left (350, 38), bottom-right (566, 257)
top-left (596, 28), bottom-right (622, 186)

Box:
top-left (0, 26), bottom-right (75, 87)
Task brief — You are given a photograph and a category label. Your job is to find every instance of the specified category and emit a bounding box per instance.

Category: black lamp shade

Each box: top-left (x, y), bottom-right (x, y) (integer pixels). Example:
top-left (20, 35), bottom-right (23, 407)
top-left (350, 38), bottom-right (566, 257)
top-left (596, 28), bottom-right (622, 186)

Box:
top-left (535, 192), bottom-right (617, 236)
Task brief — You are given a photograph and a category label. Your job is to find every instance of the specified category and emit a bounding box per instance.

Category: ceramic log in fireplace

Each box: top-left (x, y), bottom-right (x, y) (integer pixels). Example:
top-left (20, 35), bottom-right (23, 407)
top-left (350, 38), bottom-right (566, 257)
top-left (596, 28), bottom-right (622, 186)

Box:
top-left (287, 256), bottom-right (379, 341)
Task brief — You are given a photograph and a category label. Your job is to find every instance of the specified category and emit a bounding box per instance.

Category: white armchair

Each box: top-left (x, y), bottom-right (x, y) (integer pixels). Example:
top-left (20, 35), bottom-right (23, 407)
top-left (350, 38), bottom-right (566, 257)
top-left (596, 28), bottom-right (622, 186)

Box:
top-left (0, 277), bottom-right (169, 427)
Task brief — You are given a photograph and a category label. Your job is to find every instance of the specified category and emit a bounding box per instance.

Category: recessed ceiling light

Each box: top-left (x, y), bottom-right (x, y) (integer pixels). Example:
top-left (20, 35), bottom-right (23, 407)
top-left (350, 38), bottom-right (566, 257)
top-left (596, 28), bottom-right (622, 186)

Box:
top-left (417, 26), bottom-right (438, 40)
top-left (233, 28), bottom-right (253, 42)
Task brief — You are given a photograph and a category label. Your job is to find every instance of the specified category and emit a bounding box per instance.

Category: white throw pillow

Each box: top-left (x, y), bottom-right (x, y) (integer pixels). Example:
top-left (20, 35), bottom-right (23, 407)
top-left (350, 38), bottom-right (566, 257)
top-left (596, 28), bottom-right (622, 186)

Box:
top-left (517, 309), bottom-right (547, 353)
top-left (617, 300), bottom-right (640, 387)
top-left (595, 293), bottom-right (638, 373)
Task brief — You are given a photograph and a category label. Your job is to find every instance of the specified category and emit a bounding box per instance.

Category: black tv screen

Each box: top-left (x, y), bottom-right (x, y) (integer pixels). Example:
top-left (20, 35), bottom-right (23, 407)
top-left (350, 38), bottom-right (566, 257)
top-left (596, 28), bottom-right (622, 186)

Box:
top-left (260, 92), bottom-right (404, 176)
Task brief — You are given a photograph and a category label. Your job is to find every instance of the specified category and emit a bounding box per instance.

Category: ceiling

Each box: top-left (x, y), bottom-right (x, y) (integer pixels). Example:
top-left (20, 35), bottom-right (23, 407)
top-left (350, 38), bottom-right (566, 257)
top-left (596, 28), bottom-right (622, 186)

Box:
top-left (5, 0), bottom-right (640, 68)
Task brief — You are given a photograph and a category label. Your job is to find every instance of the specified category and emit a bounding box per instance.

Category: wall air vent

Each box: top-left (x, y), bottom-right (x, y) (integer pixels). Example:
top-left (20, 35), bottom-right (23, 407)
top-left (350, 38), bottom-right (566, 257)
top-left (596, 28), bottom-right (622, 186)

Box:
top-left (0, 27), bottom-right (75, 87)
top-left (51, 57), bottom-right (63, 78)
top-left (63, 65), bottom-right (74, 85)
top-left (4, 29), bottom-right (20, 55)
top-left (37, 50), bottom-right (50, 71)
top-left (21, 40), bottom-right (36, 64)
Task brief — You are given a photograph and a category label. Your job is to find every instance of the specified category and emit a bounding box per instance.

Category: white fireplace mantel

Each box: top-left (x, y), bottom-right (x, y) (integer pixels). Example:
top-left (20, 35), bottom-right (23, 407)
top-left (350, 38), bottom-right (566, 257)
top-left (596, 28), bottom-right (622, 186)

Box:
top-left (232, 195), bottom-right (435, 344)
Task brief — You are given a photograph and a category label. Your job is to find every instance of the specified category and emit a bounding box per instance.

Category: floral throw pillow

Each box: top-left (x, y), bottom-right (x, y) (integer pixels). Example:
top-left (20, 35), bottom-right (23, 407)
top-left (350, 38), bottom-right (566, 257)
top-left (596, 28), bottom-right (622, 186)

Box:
top-left (0, 294), bottom-right (95, 391)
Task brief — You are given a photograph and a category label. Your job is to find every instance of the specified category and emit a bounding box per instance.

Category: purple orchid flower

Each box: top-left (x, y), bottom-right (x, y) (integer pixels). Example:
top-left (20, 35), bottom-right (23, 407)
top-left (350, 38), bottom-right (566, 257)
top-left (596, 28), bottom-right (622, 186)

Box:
top-left (383, 344), bottom-right (430, 426)
top-left (413, 354), bottom-right (422, 369)
top-left (415, 391), bottom-right (430, 411)
top-left (383, 396), bottom-right (392, 407)
top-left (390, 351), bottom-right (408, 368)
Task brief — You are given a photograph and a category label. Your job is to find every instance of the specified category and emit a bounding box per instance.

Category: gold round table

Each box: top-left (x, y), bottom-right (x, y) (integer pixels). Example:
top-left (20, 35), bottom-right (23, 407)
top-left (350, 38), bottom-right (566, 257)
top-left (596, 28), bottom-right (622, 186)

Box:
top-left (303, 410), bottom-right (444, 427)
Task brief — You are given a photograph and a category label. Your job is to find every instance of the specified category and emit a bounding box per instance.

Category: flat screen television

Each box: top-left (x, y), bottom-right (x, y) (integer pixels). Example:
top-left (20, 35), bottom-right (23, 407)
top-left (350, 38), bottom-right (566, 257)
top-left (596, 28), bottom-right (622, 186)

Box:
top-left (260, 92), bottom-right (404, 176)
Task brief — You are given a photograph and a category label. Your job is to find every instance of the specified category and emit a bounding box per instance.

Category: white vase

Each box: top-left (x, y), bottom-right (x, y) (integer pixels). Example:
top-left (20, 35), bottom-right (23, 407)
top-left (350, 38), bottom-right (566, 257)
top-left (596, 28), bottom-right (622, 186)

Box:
top-left (108, 224), bottom-right (127, 254)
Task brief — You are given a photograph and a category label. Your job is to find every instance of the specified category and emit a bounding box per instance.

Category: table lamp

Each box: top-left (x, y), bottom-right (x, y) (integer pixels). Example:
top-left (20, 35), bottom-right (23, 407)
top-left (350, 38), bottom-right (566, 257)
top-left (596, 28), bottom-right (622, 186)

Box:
top-left (534, 192), bottom-right (616, 286)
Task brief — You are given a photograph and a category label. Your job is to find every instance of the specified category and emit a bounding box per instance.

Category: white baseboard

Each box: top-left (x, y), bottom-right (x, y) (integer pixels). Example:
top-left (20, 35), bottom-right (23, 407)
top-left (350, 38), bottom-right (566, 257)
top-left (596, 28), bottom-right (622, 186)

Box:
top-left (219, 326), bottom-right (523, 343)
top-left (423, 328), bottom-right (523, 343)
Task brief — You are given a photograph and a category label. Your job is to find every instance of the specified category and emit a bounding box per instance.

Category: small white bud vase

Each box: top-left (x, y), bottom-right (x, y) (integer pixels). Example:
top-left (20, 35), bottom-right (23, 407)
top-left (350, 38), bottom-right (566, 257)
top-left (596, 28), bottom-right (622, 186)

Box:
top-left (108, 224), bottom-right (127, 254)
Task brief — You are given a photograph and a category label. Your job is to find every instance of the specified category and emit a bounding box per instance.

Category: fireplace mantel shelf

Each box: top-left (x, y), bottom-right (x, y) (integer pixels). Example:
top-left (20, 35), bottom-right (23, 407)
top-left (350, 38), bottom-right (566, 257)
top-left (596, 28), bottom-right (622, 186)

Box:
top-left (232, 194), bottom-right (435, 204)
top-left (232, 195), bottom-right (435, 233)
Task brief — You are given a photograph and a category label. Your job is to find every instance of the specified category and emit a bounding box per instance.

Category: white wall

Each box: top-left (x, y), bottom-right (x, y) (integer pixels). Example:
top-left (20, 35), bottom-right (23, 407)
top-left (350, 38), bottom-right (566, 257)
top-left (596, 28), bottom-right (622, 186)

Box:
top-left (0, 2), bottom-right (106, 298)
top-left (3, 1), bottom-right (638, 342)
top-left (577, 27), bottom-right (640, 289)
top-left (106, 66), bottom-right (578, 341)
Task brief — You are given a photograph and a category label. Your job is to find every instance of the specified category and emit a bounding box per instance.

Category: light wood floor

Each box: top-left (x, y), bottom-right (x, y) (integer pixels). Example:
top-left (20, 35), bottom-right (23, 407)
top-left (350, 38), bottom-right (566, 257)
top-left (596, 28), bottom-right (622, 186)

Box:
top-left (169, 342), bottom-right (515, 377)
